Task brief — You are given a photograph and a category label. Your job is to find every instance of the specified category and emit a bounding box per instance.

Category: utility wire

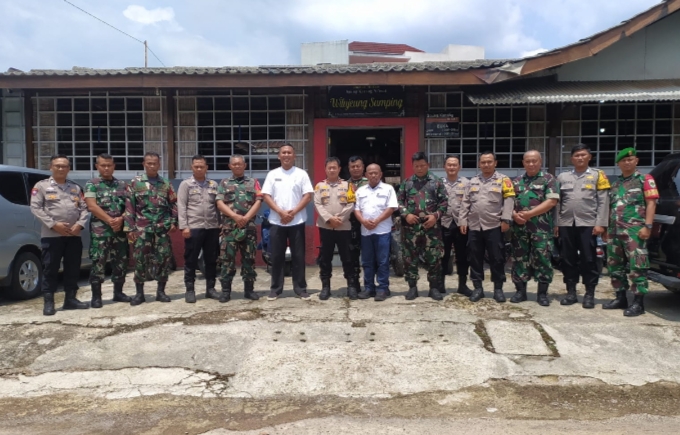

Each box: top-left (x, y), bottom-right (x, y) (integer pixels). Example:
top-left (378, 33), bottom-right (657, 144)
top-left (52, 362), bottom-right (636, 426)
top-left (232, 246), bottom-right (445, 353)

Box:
top-left (62, 0), bottom-right (166, 67)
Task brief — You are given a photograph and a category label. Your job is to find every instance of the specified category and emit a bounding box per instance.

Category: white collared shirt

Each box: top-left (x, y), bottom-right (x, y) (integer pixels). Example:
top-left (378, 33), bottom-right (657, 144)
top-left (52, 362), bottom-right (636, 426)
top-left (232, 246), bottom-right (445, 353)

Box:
top-left (261, 166), bottom-right (314, 226)
top-left (355, 181), bottom-right (398, 236)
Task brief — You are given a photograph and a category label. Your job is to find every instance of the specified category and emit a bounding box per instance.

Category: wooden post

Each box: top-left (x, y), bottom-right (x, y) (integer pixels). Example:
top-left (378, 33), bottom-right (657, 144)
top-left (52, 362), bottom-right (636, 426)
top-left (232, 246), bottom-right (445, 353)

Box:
top-left (305, 87), bottom-right (316, 181)
top-left (164, 89), bottom-right (176, 179)
top-left (546, 103), bottom-right (563, 175)
top-left (23, 91), bottom-right (35, 168)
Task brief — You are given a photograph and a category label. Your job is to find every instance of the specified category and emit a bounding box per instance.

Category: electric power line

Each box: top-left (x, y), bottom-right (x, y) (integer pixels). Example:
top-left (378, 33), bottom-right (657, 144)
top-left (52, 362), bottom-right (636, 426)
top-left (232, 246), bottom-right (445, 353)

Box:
top-left (62, 0), bottom-right (166, 67)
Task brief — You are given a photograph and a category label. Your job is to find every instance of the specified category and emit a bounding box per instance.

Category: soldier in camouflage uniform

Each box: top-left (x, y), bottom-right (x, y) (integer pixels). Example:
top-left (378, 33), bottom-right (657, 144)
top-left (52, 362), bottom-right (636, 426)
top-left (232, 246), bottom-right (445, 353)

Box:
top-left (509, 150), bottom-right (560, 306)
top-left (398, 152), bottom-right (448, 301)
top-left (84, 154), bottom-right (131, 308)
top-left (347, 156), bottom-right (368, 291)
top-left (124, 152), bottom-right (178, 305)
top-left (603, 148), bottom-right (659, 317)
top-left (215, 154), bottom-right (263, 302)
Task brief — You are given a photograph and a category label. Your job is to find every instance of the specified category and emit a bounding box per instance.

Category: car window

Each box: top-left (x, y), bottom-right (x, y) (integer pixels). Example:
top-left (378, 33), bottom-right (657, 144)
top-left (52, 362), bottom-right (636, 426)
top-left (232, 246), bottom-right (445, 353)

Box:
top-left (26, 173), bottom-right (50, 198)
top-left (0, 172), bottom-right (28, 205)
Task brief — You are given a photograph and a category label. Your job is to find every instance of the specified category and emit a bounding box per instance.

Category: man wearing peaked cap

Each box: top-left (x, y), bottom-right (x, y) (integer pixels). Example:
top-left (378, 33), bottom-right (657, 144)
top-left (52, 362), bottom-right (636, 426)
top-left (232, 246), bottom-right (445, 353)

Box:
top-left (603, 147), bottom-right (658, 317)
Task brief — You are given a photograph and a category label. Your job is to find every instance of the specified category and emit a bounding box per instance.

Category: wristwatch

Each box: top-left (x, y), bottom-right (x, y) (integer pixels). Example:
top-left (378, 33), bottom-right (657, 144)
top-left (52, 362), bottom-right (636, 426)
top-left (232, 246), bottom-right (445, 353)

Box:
top-left (502, 219), bottom-right (512, 225)
top-left (645, 223), bottom-right (653, 229)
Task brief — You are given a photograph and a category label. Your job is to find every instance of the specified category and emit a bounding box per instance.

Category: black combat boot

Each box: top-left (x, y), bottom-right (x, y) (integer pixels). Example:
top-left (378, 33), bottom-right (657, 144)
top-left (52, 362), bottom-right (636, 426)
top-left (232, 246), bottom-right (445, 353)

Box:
top-left (457, 275), bottom-right (472, 297)
top-left (624, 294), bottom-right (645, 317)
top-left (185, 282), bottom-right (196, 304)
top-left (63, 290), bottom-right (90, 310)
top-left (346, 278), bottom-right (358, 300)
top-left (205, 279), bottom-right (221, 300)
top-left (439, 274), bottom-right (447, 294)
top-left (428, 280), bottom-right (443, 301)
top-left (602, 291), bottom-right (628, 310)
top-left (536, 282), bottom-right (550, 306)
top-left (469, 281), bottom-right (484, 302)
top-left (244, 281), bottom-right (259, 300)
top-left (510, 281), bottom-right (527, 303)
top-left (319, 278), bottom-right (331, 301)
top-left (90, 282), bottom-right (103, 309)
top-left (219, 281), bottom-right (231, 303)
top-left (493, 283), bottom-right (506, 303)
top-left (130, 283), bottom-right (146, 306)
top-left (112, 282), bottom-right (132, 303)
top-left (560, 283), bottom-right (578, 306)
top-left (405, 281), bottom-right (419, 300)
top-left (155, 282), bottom-right (171, 303)
top-left (582, 286), bottom-right (596, 309)
top-left (43, 293), bottom-right (56, 316)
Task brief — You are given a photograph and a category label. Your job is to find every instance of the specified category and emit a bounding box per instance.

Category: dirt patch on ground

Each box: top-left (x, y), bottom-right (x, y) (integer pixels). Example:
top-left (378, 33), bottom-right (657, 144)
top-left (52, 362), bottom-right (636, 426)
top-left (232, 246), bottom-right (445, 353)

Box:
top-left (2, 379), bottom-right (680, 434)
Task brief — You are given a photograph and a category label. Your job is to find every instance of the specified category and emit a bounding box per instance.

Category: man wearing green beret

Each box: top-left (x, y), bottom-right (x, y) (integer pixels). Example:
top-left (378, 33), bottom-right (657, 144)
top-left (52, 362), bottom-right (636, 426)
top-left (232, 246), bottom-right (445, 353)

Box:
top-left (216, 154), bottom-right (263, 302)
top-left (603, 148), bottom-right (658, 316)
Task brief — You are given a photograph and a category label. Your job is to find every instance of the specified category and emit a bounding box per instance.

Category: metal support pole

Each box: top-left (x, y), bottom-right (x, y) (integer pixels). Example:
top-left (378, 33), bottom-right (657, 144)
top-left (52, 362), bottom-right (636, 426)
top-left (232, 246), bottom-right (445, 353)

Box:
top-left (144, 40), bottom-right (148, 68)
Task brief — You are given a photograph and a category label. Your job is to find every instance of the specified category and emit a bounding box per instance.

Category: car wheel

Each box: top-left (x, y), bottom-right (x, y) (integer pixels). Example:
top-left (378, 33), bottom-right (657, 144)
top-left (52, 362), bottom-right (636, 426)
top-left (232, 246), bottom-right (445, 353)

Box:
top-left (7, 252), bottom-right (43, 300)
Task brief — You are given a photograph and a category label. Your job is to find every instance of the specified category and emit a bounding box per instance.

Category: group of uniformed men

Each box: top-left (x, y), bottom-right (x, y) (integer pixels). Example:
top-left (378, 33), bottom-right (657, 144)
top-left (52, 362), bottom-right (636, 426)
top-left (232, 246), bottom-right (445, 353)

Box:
top-left (31, 143), bottom-right (658, 318)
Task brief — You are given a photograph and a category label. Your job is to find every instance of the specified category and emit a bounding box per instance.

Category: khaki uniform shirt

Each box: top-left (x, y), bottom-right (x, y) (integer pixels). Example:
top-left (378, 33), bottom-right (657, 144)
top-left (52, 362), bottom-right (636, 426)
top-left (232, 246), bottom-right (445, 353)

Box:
top-left (459, 171), bottom-right (515, 231)
top-left (555, 167), bottom-right (610, 227)
top-left (177, 176), bottom-right (220, 230)
top-left (314, 179), bottom-right (355, 231)
top-left (441, 176), bottom-right (469, 228)
top-left (30, 177), bottom-right (89, 238)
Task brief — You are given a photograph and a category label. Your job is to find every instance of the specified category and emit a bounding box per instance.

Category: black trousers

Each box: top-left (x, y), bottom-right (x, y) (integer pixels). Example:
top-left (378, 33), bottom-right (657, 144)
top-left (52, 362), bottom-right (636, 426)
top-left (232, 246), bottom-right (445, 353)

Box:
top-left (270, 223), bottom-right (307, 294)
top-left (183, 228), bottom-right (220, 284)
top-left (559, 225), bottom-right (599, 287)
top-left (442, 224), bottom-right (469, 278)
top-left (318, 227), bottom-right (354, 280)
top-left (41, 236), bottom-right (82, 295)
top-left (468, 227), bottom-right (506, 285)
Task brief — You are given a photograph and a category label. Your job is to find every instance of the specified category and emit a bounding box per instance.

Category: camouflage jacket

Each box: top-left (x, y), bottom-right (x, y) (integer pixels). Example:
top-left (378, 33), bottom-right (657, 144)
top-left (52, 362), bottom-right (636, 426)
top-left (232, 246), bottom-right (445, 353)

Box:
top-left (608, 171), bottom-right (659, 233)
top-left (398, 171), bottom-right (448, 225)
top-left (85, 177), bottom-right (127, 237)
top-left (216, 175), bottom-right (262, 230)
top-left (512, 170), bottom-right (560, 234)
top-left (348, 177), bottom-right (368, 224)
top-left (123, 174), bottom-right (178, 234)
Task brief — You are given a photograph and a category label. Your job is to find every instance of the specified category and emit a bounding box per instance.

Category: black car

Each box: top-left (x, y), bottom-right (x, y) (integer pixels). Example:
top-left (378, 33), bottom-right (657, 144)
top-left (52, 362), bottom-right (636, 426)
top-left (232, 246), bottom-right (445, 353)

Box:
top-left (647, 153), bottom-right (680, 293)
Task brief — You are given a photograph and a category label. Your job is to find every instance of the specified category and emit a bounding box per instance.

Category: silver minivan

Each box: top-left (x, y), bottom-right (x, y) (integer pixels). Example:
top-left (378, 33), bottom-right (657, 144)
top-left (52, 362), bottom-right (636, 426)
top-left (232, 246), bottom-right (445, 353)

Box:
top-left (0, 165), bottom-right (90, 299)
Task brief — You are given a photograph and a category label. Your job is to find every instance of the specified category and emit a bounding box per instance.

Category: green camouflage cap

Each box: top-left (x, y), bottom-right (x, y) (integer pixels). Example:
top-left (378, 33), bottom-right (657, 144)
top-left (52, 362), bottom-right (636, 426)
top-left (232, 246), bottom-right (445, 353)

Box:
top-left (616, 147), bottom-right (636, 163)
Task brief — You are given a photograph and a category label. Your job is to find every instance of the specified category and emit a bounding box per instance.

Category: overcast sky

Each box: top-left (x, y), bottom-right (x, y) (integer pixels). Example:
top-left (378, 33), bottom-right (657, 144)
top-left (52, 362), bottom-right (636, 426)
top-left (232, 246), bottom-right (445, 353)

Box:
top-left (0, 0), bottom-right (663, 71)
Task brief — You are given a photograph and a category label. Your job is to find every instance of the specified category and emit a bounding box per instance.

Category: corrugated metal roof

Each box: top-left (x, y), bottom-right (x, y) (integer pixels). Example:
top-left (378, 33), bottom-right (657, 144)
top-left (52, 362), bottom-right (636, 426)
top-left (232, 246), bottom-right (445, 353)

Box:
top-left (466, 80), bottom-right (680, 104)
top-left (0, 60), bottom-right (516, 77)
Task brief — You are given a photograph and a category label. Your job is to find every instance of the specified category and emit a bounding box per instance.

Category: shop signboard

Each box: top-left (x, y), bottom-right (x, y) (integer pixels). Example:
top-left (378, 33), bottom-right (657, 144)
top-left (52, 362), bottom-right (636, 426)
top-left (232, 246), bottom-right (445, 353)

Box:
top-left (328, 86), bottom-right (405, 118)
top-left (425, 113), bottom-right (460, 138)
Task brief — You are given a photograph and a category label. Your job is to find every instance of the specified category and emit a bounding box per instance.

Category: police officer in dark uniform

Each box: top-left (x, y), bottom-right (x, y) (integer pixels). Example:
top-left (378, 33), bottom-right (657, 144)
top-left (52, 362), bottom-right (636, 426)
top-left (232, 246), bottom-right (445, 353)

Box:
top-left (30, 154), bottom-right (90, 316)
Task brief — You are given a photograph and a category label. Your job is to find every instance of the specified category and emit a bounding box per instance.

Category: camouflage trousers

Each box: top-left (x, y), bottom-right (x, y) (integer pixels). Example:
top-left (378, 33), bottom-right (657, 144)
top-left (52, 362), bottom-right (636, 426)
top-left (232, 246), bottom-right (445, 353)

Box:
top-left (220, 227), bottom-right (257, 284)
top-left (607, 228), bottom-right (650, 295)
top-left (89, 233), bottom-right (129, 284)
top-left (349, 218), bottom-right (362, 279)
top-left (511, 228), bottom-right (554, 283)
top-left (402, 225), bottom-right (443, 283)
top-left (132, 231), bottom-right (173, 283)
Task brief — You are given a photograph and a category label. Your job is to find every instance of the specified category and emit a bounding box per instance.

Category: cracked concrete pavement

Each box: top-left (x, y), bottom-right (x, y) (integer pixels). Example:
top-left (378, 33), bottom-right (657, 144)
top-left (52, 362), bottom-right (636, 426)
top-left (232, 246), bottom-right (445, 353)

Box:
top-left (1, 267), bottom-right (680, 434)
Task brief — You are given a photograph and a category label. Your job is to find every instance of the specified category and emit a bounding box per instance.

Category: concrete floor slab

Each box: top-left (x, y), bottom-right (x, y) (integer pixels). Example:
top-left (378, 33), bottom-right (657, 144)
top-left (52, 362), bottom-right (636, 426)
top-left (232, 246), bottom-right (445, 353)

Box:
top-left (485, 320), bottom-right (552, 356)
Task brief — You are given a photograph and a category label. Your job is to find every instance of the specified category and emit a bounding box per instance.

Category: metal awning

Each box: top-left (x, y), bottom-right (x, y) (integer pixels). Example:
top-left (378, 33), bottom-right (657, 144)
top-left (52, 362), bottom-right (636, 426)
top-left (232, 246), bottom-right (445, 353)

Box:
top-left (466, 80), bottom-right (680, 105)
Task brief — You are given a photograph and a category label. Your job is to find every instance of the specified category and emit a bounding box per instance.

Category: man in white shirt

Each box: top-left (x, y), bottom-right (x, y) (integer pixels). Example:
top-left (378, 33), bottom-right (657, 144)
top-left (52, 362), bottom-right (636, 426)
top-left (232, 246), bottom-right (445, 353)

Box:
top-left (261, 144), bottom-right (314, 300)
top-left (354, 164), bottom-right (398, 301)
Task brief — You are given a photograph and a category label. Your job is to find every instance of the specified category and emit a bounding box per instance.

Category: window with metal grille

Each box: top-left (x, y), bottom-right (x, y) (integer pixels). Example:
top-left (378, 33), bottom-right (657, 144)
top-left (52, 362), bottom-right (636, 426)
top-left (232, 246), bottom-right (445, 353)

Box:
top-left (175, 90), bottom-right (307, 178)
top-left (426, 89), bottom-right (546, 173)
top-left (33, 94), bottom-right (164, 172)
top-left (560, 102), bottom-right (679, 170)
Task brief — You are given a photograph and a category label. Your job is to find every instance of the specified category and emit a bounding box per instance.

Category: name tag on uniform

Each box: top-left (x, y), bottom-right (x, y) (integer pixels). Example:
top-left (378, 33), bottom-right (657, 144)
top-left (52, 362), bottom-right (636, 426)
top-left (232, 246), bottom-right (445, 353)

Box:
top-left (470, 186), bottom-right (480, 192)
top-left (190, 189), bottom-right (200, 194)
top-left (46, 194), bottom-right (58, 200)
top-left (531, 184), bottom-right (544, 189)
top-left (586, 176), bottom-right (595, 180)
top-left (70, 188), bottom-right (78, 193)
top-left (275, 178), bottom-right (282, 182)
top-left (490, 187), bottom-right (500, 193)
top-left (584, 184), bottom-right (594, 189)
top-left (456, 190), bottom-right (465, 195)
